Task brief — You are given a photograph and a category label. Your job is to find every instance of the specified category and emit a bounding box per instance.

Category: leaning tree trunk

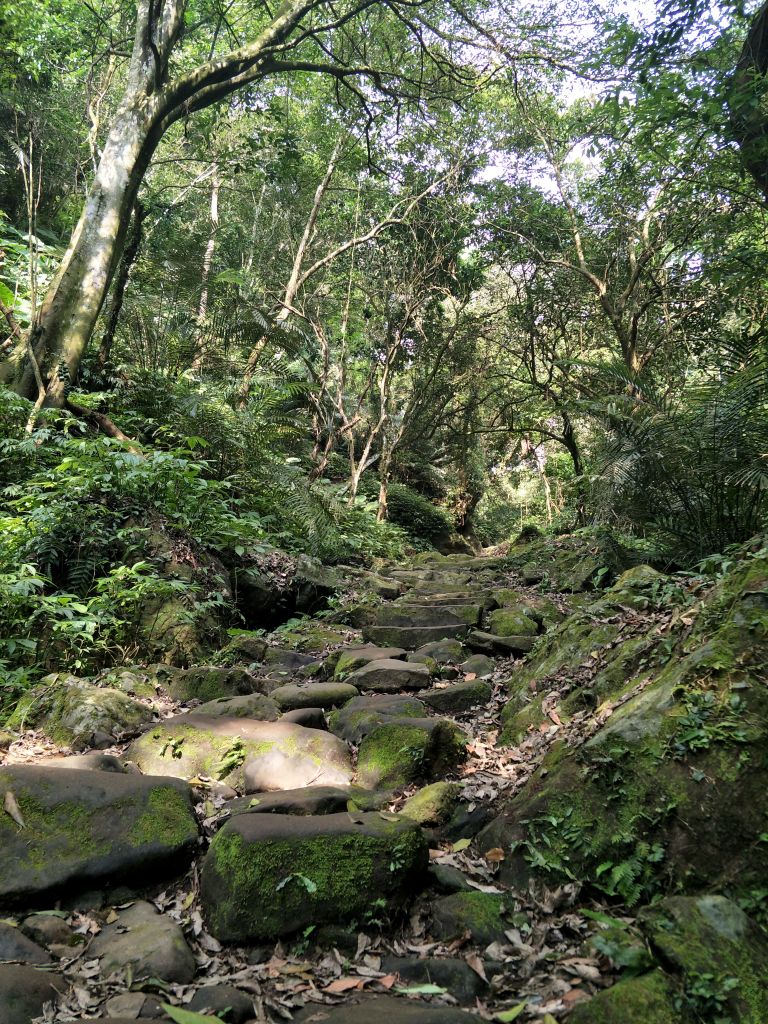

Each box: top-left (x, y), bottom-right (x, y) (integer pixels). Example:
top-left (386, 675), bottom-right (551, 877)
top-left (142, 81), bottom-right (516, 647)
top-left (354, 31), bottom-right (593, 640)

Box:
top-left (730, 0), bottom-right (768, 201)
top-left (96, 199), bottom-right (147, 371)
top-left (1, 101), bottom-right (161, 405)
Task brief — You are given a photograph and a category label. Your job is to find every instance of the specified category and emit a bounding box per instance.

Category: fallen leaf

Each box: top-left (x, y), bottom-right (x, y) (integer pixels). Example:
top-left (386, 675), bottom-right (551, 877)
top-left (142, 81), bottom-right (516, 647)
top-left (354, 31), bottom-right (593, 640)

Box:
top-left (395, 984), bottom-right (448, 995)
top-left (495, 1003), bottom-right (527, 1022)
top-left (377, 974), bottom-right (397, 989)
top-left (452, 838), bottom-right (471, 853)
top-left (485, 847), bottom-right (505, 863)
top-left (464, 672), bottom-right (477, 681)
top-left (324, 977), bottom-right (366, 993)
top-left (548, 709), bottom-right (562, 726)
top-left (465, 952), bottom-right (487, 981)
top-left (4, 791), bottom-right (25, 829)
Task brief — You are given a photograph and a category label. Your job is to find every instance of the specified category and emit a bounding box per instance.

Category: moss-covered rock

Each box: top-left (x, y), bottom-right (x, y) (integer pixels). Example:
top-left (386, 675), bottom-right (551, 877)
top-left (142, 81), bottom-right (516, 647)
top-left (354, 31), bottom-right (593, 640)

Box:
top-left (8, 676), bottom-right (153, 748)
top-left (568, 969), bottom-right (680, 1024)
top-left (195, 693), bottom-right (280, 720)
top-left (484, 543), bottom-right (768, 902)
top-left (460, 654), bottom-right (495, 678)
top-left (333, 646), bottom-right (406, 679)
top-left (357, 717), bottom-right (467, 789)
top-left (269, 681), bottom-right (358, 711)
top-left (0, 766), bottom-right (198, 904)
top-left (431, 891), bottom-right (509, 946)
top-left (166, 665), bottom-right (262, 703)
top-left (400, 781), bottom-right (462, 826)
top-left (422, 680), bottom-right (492, 714)
top-left (216, 632), bottom-right (268, 665)
top-left (407, 639), bottom-right (466, 665)
top-left (92, 667), bottom-right (157, 699)
top-left (127, 715), bottom-right (353, 791)
top-left (505, 528), bottom-right (636, 592)
top-left (640, 895), bottom-right (768, 1024)
top-left (487, 607), bottom-right (539, 638)
top-left (89, 900), bottom-right (195, 983)
top-left (328, 694), bottom-right (426, 744)
top-left (200, 811), bottom-right (428, 941)
top-left (346, 658), bottom-right (431, 692)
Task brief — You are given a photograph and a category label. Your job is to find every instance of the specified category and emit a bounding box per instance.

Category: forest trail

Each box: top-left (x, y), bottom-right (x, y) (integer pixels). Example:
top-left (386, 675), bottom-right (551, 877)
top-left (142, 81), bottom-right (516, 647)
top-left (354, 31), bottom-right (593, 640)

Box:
top-left (1, 533), bottom-right (768, 1023)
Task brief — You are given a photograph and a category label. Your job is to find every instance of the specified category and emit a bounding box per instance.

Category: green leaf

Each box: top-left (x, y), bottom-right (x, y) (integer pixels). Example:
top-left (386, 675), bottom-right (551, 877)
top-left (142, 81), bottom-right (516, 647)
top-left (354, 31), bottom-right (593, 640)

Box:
top-left (0, 281), bottom-right (15, 307)
top-left (452, 838), bottom-right (471, 852)
top-left (495, 1004), bottom-right (527, 1022)
top-left (162, 1006), bottom-right (217, 1024)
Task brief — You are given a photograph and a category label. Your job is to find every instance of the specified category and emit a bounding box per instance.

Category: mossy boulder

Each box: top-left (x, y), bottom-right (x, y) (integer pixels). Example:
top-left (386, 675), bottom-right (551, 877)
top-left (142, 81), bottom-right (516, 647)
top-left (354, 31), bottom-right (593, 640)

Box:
top-left (400, 781), bottom-right (462, 826)
top-left (216, 633), bottom-right (268, 665)
top-left (346, 658), bottom-right (431, 693)
top-left (92, 667), bottom-right (157, 699)
top-left (8, 676), bottom-right (153, 748)
top-left (357, 717), bottom-right (467, 789)
top-left (200, 811), bottom-right (428, 941)
top-left (166, 665), bottom-right (262, 703)
top-left (568, 969), bottom-right (680, 1024)
top-left (269, 681), bottom-right (358, 711)
top-left (491, 590), bottom-right (568, 627)
top-left (431, 891), bottom-right (509, 946)
top-left (328, 694), bottom-right (426, 744)
top-left (364, 624), bottom-right (470, 649)
top-left (277, 624), bottom-right (353, 653)
top-left (127, 715), bottom-right (353, 791)
top-left (375, 604), bottom-right (482, 628)
top-left (333, 646), bottom-right (406, 679)
top-left (460, 654), bottom-right (495, 678)
top-left (422, 680), bottom-right (492, 714)
top-left (484, 544), bottom-right (768, 901)
top-left (407, 639), bottom-right (466, 665)
top-left (195, 693), bottom-right (280, 720)
top-left (0, 766), bottom-right (198, 904)
top-left (640, 895), bottom-right (768, 1023)
top-left (467, 630), bottom-right (535, 656)
top-left (505, 528), bottom-right (636, 592)
top-left (487, 607), bottom-right (539, 638)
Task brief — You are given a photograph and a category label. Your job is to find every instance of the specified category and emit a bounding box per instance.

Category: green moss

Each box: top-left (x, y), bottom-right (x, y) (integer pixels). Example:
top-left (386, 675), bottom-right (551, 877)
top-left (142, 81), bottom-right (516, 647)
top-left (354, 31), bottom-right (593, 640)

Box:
top-left (358, 723), bottom-right (431, 789)
top-left (400, 782), bottom-right (461, 826)
top-left (0, 792), bottom-right (108, 869)
top-left (205, 817), bottom-right (425, 940)
top-left (434, 891), bottom-right (507, 944)
top-left (487, 607), bottom-right (538, 637)
top-left (568, 970), bottom-right (680, 1024)
top-left (127, 786), bottom-right (196, 848)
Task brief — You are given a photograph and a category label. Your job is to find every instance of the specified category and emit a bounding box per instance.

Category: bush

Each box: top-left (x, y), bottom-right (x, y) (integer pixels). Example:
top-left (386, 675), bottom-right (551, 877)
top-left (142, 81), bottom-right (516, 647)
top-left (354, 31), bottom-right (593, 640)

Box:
top-left (384, 482), bottom-right (453, 543)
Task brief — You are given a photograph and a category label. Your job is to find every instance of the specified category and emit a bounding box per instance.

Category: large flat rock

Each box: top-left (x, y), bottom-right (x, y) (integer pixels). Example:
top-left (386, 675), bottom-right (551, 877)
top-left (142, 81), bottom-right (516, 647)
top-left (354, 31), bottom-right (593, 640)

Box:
top-left (293, 994), bottom-right (484, 1022)
top-left (0, 766), bottom-right (198, 905)
top-left (364, 624), bottom-right (470, 649)
top-left (0, 964), bottom-right (67, 1024)
top-left (374, 604), bottom-right (482, 628)
top-left (201, 811), bottom-right (428, 942)
top-left (127, 715), bottom-right (352, 791)
top-left (346, 658), bottom-right (431, 693)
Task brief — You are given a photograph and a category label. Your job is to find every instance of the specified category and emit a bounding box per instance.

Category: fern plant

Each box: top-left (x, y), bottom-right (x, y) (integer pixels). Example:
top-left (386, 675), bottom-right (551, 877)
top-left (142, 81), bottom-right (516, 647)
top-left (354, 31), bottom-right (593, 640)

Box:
top-left (583, 339), bottom-right (768, 564)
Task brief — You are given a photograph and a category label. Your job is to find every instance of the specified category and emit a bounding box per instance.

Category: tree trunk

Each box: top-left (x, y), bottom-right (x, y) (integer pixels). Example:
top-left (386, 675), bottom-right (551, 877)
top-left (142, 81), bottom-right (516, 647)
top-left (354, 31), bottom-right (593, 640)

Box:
top-left (192, 170), bottom-right (221, 373)
top-left (1, 102), bottom-right (162, 404)
top-left (96, 199), bottom-right (147, 372)
top-left (731, 0), bottom-right (768, 201)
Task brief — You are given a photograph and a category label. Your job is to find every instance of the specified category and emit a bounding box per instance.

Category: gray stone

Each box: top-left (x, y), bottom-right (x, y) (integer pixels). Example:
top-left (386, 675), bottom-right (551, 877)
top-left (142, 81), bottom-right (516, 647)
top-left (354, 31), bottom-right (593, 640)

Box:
top-left (188, 985), bottom-right (254, 1022)
top-left (333, 646), bottom-right (407, 679)
top-left (431, 892), bottom-right (509, 946)
top-left (293, 994), bottom-right (484, 1023)
top-left (270, 681), bottom-right (358, 711)
top-left (195, 693), bottom-right (280, 720)
top-left (346, 658), bottom-right (431, 693)
top-left (0, 921), bottom-right (52, 963)
top-left (460, 654), bottom-right (495, 678)
top-left (90, 901), bottom-right (195, 983)
top-left (467, 630), bottom-right (535, 656)
top-left (427, 863), bottom-right (475, 893)
top-left (0, 964), bottom-right (66, 1024)
top-left (381, 956), bottom-right (488, 1004)
top-left (168, 665), bottom-right (262, 702)
top-left (127, 715), bottom-right (353, 791)
top-left (22, 913), bottom-right (76, 950)
top-left (328, 694), bottom-right (426, 744)
top-left (41, 752), bottom-right (128, 773)
top-left (375, 604), bottom-right (482, 628)
top-left (407, 639), bottom-right (465, 664)
top-left (281, 707), bottom-right (327, 729)
top-left (0, 767), bottom-right (198, 905)
top-left (422, 680), bottom-right (492, 714)
top-left (364, 624), bottom-right (470, 649)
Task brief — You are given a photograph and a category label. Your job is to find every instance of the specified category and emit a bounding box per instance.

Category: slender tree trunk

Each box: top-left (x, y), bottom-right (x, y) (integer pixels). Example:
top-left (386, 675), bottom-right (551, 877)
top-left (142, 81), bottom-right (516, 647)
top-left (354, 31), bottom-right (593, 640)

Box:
top-left (96, 199), bottom-right (147, 371)
top-left (192, 170), bottom-right (221, 373)
top-left (377, 449), bottom-right (391, 521)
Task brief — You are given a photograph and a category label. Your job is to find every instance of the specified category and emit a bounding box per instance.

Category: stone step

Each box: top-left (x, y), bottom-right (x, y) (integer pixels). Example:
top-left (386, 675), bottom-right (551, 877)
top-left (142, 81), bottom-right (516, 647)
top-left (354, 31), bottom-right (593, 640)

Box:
top-left (467, 630), bottom-right (536, 656)
top-left (345, 658), bottom-right (431, 692)
top-left (402, 592), bottom-right (498, 609)
top-left (364, 623), bottom-right (470, 649)
top-left (374, 604), bottom-right (482, 628)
